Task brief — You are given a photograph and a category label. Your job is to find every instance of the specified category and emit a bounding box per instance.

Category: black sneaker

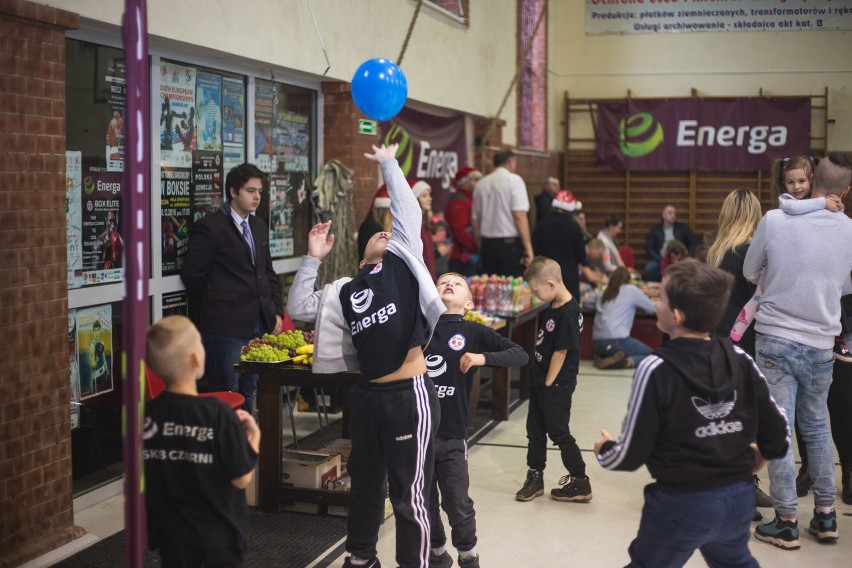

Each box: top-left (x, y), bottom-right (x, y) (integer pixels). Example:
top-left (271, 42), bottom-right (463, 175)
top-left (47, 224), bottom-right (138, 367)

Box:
top-left (593, 351), bottom-right (626, 370)
top-left (429, 550), bottom-right (453, 568)
top-left (550, 475), bottom-right (593, 502)
top-left (515, 469), bottom-right (544, 501)
top-left (753, 510), bottom-right (763, 522)
top-left (796, 465), bottom-right (812, 497)
top-left (809, 509), bottom-right (839, 542)
top-left (342, 557), bottom-right (381, 568)
top-left (834, 337), bottom-right (852, 363)
top-left (754, 475), bottom-right (773, 508)
top-left (458, 553), bottom-right (479, 568)
top-left (754, 514), bottom-right (800, 550)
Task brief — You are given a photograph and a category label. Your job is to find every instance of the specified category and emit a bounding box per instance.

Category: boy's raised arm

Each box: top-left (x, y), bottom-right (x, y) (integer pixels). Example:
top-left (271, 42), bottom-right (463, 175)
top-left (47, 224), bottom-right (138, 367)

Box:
top-left (364, 144), bottom-right (423, 257)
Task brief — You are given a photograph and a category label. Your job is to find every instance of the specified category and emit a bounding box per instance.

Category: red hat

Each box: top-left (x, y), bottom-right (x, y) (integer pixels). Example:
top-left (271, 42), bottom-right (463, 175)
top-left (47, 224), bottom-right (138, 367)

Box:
top-left (454, 167), bottom-right (477, 187)
top-left (408, 179), bottom-right (431, 198)
top-left (373, 185), bottom-right (390, 209)
top-left (552, 190), bottom-right (582, 212)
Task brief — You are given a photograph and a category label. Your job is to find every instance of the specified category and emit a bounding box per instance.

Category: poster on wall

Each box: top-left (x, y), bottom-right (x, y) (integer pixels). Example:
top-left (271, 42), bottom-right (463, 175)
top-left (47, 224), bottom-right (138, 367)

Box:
top-left (161, 165), bottom-right (191, 275)
top-left (192, 151), bottom-right (225, 221)
top-left (80, 169), bottom-right (124, 286)
top-left (224, 146), bottom-right (245, 176)
top-left (196, 71), bottom-right (223, 151)
top-left (76, 304), bottom-right (114, 400)
top-left (254, 79), bottom-right (277, 173)
top-left (66, 151), bottom-right (84, 289)
top-left (269, 174), bottom-right (296, 257)
top-left (159, 61), bottom-right (197, 168)
top-left (69, 311), bottom-right (81, 429)
top-left (380, 107), bottom-right (468, 213)
top-left (162, 292), bottom-right (189, 317)
top-left (103, 58), bottom-right (126, 172)
top-left (280, 112), bottom-right (310, 172)
top-left (223, 77), bottom-right (245, 147)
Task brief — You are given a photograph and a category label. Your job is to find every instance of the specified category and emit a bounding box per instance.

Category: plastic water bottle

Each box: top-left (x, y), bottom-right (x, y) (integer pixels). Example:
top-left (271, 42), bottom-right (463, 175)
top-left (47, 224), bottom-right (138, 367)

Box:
top-left (484, 276), bottom-right (498, 314)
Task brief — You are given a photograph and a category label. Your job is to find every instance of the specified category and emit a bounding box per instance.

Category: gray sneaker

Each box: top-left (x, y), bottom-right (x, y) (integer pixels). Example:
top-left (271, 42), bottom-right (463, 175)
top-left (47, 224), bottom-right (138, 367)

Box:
top-left (754, 475), bottom-right (773, 508)
top-left (515, 468), bottom-right (544, 501)
top-left (550, 475), bottom-right (593, 502)
top-left (458, 553), bottom-right (480, 568)
top-left (429, 550), bottom-right (453, 568)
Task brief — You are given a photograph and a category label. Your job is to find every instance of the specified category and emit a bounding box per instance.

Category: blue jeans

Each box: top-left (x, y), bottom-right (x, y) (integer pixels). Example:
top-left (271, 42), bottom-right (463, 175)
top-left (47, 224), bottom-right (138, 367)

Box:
top-left (593, 337), bottom-right (652, 367)
top-left (202, 332), bottom-right (259, 412)
top-left (628, 481), bottom-right (757, 568)
top-left (755, 333), bottom-right (836, 514)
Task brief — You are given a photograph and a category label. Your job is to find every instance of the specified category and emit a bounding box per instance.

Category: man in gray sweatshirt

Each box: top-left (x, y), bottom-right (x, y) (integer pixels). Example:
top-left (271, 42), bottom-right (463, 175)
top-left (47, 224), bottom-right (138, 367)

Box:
top-left (744, 153), bottom-right (852, 551)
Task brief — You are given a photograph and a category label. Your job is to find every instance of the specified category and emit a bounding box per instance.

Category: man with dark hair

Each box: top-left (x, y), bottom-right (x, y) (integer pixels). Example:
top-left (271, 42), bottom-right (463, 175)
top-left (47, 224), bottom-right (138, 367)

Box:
top-left (471, 149), bottom-right (534, 277)
top-left (745, 153), bottom-right (852, 550)
top-left (181, 162), bottom-right (284, 412)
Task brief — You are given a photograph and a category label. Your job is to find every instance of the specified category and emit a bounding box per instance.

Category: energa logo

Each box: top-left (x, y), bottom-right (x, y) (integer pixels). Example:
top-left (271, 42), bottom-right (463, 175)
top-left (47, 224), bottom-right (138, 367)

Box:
top-left (619, 113), bottom-right (664, 158)
top-left (384, 124), bottom-right (414, 175)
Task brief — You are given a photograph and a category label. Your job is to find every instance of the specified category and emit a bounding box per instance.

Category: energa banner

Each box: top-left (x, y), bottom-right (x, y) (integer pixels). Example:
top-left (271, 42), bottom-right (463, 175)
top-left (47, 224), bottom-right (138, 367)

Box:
top-left (596, 98), bottom-right (810, 171)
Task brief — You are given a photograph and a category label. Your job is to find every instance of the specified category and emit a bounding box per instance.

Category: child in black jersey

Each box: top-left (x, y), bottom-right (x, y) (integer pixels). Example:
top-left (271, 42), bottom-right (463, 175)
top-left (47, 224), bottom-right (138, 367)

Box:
top-left (288, 144), bottom-right (445, 568)
top-left (515, 256), bottom-right (591, 503)
top-left (426, 273), bottom-right (528, 568)
top-left (143, 316), bottom-right (260, 567)
top-left (594, 261), bottom-right (788, 567)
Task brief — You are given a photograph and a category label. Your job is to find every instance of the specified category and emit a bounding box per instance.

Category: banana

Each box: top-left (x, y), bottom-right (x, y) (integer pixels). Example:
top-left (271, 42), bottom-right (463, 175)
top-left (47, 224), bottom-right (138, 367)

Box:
top-left (292, 354), bottom-right (309, 364)
top-left (296, 344), bottom-right (314, 355)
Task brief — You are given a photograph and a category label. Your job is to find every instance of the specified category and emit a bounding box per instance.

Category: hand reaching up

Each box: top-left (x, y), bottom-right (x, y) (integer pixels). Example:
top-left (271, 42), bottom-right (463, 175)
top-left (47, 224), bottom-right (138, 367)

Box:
top-left (364, 143), bottom-right (399, 163)
top-left (307, 220), bottom-right (335, 260)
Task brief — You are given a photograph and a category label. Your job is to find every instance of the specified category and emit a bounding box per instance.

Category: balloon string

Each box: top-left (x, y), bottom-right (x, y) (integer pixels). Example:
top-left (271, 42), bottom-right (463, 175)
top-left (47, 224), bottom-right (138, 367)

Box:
top-left (479, 0), bottom-right (549, 163)
top-left (397, 0), bottom-right (424, 66)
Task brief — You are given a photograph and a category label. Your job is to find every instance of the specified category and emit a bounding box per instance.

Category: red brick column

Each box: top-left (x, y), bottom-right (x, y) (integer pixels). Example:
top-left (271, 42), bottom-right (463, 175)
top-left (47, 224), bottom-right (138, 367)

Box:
top-left (0, 2), bottom-right (80, 566)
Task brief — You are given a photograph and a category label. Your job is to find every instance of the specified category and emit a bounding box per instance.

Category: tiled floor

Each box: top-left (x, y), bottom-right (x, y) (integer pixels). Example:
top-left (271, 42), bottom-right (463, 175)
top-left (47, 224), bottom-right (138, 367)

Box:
top-left (63, 361), bottom-right (851, 568)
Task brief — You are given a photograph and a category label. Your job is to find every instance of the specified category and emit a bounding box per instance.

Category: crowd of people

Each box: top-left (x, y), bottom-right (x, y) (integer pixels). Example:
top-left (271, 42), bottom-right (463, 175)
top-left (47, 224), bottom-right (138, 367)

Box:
top-left (141, 146), bottom-right (851, 568)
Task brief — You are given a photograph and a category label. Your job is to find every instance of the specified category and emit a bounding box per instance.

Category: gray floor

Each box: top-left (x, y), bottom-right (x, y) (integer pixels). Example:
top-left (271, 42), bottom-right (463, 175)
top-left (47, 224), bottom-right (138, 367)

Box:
top-left (61, 361), bottom-right (851, 568)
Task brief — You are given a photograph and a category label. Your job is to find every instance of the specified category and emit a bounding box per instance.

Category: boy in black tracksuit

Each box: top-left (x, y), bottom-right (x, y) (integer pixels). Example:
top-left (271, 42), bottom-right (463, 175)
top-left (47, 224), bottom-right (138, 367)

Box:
top-left (426, 273), bottom-right (528, 568)
top-left (288, 144), bottom-right (445, 568)
top-left (516, 256), bottom-right (591, 502)
top-left (595, 262), bottom-right (789, 567)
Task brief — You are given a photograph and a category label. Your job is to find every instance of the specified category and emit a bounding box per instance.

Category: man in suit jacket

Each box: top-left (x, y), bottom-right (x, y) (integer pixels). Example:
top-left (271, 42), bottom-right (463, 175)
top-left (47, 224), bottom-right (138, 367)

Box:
top-left (181, 163), bottom-right (283, 411)
top-left (643, 204), bottom-right (697, 282)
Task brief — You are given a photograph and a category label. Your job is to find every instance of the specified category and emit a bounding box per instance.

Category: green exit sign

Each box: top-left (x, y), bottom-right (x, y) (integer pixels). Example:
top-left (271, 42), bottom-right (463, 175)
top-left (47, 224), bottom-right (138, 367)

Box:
top-left (358, 119), bottom-right (377, 135)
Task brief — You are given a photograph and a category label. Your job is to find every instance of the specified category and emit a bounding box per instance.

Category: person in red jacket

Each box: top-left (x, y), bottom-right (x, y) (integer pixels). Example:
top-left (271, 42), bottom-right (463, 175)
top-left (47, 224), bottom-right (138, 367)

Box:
top-left (444, 167), bottom-right (482, 277)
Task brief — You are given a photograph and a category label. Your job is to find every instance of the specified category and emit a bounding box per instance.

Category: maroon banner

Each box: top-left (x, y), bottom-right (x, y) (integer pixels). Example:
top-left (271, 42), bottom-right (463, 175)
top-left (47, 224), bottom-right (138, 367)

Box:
top-left (596, 98), bottom-right (811, 171)
top-left (380, 107), bottom-right (468, 213)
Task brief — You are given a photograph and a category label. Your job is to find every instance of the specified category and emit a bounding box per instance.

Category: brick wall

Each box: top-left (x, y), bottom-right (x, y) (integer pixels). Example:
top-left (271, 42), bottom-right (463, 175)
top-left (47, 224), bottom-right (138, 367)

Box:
top-left (0, 2), bottom-right (80, 566)
top-left (321, 82), bottom-right (381, 231)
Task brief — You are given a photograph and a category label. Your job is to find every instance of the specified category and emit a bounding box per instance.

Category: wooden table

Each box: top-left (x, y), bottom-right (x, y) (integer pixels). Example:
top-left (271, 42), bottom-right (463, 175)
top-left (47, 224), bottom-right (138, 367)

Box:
top-left (235, 362), bottom-right (359, 513)
top-left (474, 303), bottom-right (548, 420)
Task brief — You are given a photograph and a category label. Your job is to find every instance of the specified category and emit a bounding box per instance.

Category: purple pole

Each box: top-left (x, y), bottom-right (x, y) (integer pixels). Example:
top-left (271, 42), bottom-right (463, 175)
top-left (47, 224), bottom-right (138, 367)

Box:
top-left (121, 2), bottom-right (150, 566)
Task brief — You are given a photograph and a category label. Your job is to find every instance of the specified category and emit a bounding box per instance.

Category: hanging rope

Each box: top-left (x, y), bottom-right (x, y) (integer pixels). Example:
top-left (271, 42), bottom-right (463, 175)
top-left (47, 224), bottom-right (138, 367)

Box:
top-left (397, 0), bottom-right (424, 65)
top-left (479, 0), bottom-right (549, 163)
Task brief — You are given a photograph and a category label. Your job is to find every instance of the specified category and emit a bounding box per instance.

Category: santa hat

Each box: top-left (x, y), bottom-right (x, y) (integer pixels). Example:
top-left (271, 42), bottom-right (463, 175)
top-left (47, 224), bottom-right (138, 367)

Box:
top-left (373, 185), bottom-right (391, 209)
top-left (551, 190), bottom-right (582, 212)
top-left (409, 179), bottom-right (431, 198)
top-left (454, 167), bottom-right (477, 187)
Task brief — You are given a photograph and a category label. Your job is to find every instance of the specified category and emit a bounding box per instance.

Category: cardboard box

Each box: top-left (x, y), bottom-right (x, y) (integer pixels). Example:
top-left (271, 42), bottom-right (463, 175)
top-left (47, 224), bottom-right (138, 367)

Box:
top-left (320, 438), bottom-right (352, 473)
top-left (281, 450), bottom-right (341, 489)
top-left (281, 450), bottom-right (341, 514)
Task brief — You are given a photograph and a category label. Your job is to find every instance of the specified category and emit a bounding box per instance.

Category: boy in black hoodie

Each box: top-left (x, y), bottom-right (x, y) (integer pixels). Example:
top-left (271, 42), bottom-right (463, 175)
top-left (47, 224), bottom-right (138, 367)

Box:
top-left (595, 261), bottom-right (789, 566)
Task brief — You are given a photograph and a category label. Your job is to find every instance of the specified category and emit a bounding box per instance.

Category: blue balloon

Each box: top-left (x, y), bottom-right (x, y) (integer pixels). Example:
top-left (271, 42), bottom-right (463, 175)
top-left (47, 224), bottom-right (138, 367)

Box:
top-left (351, 58), bottom-right (408, 122)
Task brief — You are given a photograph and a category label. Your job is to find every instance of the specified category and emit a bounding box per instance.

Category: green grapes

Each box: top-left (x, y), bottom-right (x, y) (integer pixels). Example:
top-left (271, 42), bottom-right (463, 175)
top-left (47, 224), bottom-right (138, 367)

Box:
top-left (240, 343), bottom-right (290, 363)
